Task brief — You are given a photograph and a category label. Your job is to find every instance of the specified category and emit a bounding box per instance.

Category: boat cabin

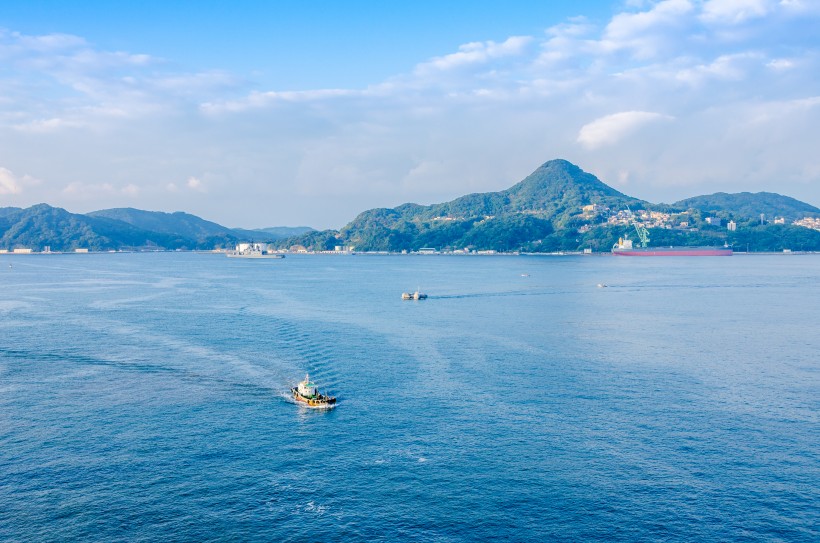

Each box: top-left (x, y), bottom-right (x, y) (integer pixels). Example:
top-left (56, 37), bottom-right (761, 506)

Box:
top-left (297, 375), bottom-right (318, 398)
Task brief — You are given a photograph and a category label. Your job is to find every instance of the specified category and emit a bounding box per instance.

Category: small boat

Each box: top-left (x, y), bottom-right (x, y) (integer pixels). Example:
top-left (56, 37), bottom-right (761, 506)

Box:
top-left (521, 273), bottom-right (530, 277)
top-left (401, 290), bottom-right (427, 300)
top-left (227, 242), bottom-right (285, 259)
top-left (597, 283), bottom-right (607, 288)
top-left (291, 374), bottom-right (336, 408)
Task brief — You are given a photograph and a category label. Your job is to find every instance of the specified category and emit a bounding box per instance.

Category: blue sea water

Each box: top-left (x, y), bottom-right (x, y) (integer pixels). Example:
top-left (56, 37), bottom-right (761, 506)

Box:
top-left (1, 253), bottom-right (818, 542)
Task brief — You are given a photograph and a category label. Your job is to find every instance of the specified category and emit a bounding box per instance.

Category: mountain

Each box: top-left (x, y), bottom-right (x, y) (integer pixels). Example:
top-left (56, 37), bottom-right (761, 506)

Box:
top-left (229, 226), bottom-right (315, 241)
top-left (0, 204), bottom-right (189, 251)
top-left (3, 160), bottom-right (819, 253)
top-left (88, 208), bottom-right (236, 238)
top-left (251, 226), bottom-right (315, 239)
top-left (673, 192), bottom-right (820, 221)
top-left (0, 207), bottom-right (22, 219)
top-left (377, 159), bottom-right (642, 225)
top-left (88, 208), bottom-right (313, 242)
top-left (277, 159), bottom-right (820, 252)
top-left (0, 204), bottom-right (312, 251)
top-left (284, 159), bottom-right (645, 252)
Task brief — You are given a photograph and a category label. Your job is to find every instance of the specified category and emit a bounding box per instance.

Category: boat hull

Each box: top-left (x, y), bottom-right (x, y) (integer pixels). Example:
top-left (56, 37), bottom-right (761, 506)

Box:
top-left (291, 389), bottom-right (336, 409)
top-left (612, 247), bottom-right (732, 256)
top-left (227, 253), bottom-right (285, 258)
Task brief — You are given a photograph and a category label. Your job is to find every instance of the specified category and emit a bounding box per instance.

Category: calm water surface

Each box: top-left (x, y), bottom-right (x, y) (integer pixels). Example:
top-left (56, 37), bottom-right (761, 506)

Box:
top-left (1, 253), bottom-right (818, 542)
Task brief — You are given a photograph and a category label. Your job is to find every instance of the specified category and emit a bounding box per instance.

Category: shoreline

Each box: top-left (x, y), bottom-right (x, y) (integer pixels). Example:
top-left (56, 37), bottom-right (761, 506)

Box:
top-left (3, 250), bottom-right (818, 257)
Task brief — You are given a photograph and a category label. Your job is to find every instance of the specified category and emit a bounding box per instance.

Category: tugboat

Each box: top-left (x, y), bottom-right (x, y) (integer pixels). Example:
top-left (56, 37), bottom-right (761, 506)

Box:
top-left (291, 374), bottom-right (336, 409)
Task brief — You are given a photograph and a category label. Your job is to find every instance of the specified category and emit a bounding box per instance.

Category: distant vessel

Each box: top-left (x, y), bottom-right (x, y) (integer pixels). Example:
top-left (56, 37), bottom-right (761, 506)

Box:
top-left (611, 211), bottom-right (732, 256)
top-left (402, 290), bottom-right (428, 300)
top-left (227, 242), bottom-right (285, 259)
top-left (611, 238), bottom-right (732, 256)
top-left (291, 374), bottom-right (336, 409)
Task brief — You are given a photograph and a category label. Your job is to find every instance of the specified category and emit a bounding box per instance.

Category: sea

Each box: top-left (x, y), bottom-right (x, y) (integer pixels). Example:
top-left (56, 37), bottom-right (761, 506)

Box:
top-left (1, 252), bottom-right (818, 542)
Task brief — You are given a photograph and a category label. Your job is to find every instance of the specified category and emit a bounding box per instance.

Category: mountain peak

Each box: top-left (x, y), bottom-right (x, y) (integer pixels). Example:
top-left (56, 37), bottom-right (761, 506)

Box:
top-left (506, 159), bottom-right (636, 206)
top-left (537, 158), bottom-right (578, 170)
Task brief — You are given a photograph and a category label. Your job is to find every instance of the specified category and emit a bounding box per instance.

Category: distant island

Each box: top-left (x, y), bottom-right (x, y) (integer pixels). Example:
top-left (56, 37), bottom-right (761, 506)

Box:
top-left (0, 205), bottom-right (312, 253)
top-left (2, 159), bottom-right (819, 253)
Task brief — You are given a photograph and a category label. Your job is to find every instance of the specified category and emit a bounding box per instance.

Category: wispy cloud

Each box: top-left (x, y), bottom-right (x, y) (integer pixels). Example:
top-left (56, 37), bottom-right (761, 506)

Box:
top-left (415, 36), bottom-right (533, 73)
top-left (186, 176), bottom-right (204, 191)
top-left (1, 0), bottom-right (819, 227)
top-left (0, 168), bottom-right (28, 194)
top-left (700, 0), bottom-right (775, 24)
top-left (599, 0), bottom-right (695, 58)
top-left (578, 111), bottom-right (674, 149)
top-left (122, 183), bottom-right (140, 196)
top-left (62, 181), bottom-right (116, 197)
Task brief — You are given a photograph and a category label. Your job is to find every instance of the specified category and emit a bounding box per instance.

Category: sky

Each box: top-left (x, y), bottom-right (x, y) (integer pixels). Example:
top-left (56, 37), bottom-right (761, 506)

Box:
top-left (1, 0), bottom-right (819, 229)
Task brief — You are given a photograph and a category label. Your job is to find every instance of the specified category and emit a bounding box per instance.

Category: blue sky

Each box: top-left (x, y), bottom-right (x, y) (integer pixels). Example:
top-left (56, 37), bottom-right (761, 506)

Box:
top-left (0, 1), bottom-right (616, 89)
top-left (1, 0), bottom-right (819, 228)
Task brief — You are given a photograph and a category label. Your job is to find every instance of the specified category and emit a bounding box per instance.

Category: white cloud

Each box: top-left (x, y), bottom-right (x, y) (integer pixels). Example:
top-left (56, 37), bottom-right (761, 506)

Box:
top-left (186, 176), bottom-right (203, 191)
top-left (122, 184), bottom-right (140, 196)
top-left (675, 53), bottom-right (760, 85)
top-left (744, 95), bottom-right (820, 124)
top-left (600, 0), bottom-right (695, 57)
top-left (0, 167), bottom-right (26, 194)
top-left (14, 117), bottom-right (85, 133)
top-left (62, 182), bottom-right (115, 197)
top-left (0, 29), bottom-right (243, 132)
top-left (0, 167), bottom-right (42, 195)
top-left (606, 0), bottom-right (694, 39)
top-left (415, 36), bottom-right (533, 73)
top-left (779, 0), bottom-right (820, 15)
top-left (201, 88), bottom-right (360, 114)
top-left (577, 111), bottom-right (674, 149)
top-left (700, 0), bottom-right (775, 24)
top-left (1, 2), bottom-right (819, 226)
top-left (15, 32), bottom-right (87, 52)
top-left (767, 58), bottom-right (795, 70)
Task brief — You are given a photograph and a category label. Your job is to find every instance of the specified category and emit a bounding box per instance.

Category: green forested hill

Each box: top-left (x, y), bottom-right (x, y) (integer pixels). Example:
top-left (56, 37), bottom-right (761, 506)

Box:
top-left (673, 192), bottom-right (819, 221)
top-left (3, 160), bottom-right (819, 252)
top-left (1, 204), bottom-right (169, 251)
top-left (251, 226), bottom-right (315, 239)
top-left (88, 208), bottom-right (236, 238)
top-left (88, 208), bottom-right (312, 242)
top-left (321, 159), bottom-right (645, 252)
top-left (0, 204), bottom-right (237, 251)
top-left (278, 159), bottom-right (820, 252)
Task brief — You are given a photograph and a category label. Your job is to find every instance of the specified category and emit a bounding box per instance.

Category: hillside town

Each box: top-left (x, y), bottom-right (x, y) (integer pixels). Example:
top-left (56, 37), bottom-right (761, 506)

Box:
top-left (576, 205), bottom-right (820, 233)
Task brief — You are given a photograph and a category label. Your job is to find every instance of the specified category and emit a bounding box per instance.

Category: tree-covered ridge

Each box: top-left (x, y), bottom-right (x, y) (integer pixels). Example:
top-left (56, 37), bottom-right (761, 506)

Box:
top-left (673, 192), bottom-right (820, 221)
top-left (375, 159), bottom-right (643, 224)
top-left (3, 159), bottom-right (820, 252)
top-left (1, 204), bottom-right (152, 251)
top-left (0, 204), bottom-right (239, 251)
top-left (251, 226), bottom-right (315, 239)
top-left (89, 208), bottom-right (313, 242)
top-left (280, 159), bottom-right (820, 253)
top-left (324, 159), bottom-right (642, 252)
top-left (88, 208), bottom-right (235, 238)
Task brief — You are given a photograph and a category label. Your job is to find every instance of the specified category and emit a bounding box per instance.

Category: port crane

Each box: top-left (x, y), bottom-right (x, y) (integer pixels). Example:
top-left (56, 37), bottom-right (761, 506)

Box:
top-left (627, 206), bottom-right (650, 247)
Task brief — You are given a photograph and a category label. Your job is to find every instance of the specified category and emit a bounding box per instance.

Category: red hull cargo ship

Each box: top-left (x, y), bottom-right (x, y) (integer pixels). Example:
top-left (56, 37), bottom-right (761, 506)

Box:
top-left (612, 238), bottom-right (732, 256)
